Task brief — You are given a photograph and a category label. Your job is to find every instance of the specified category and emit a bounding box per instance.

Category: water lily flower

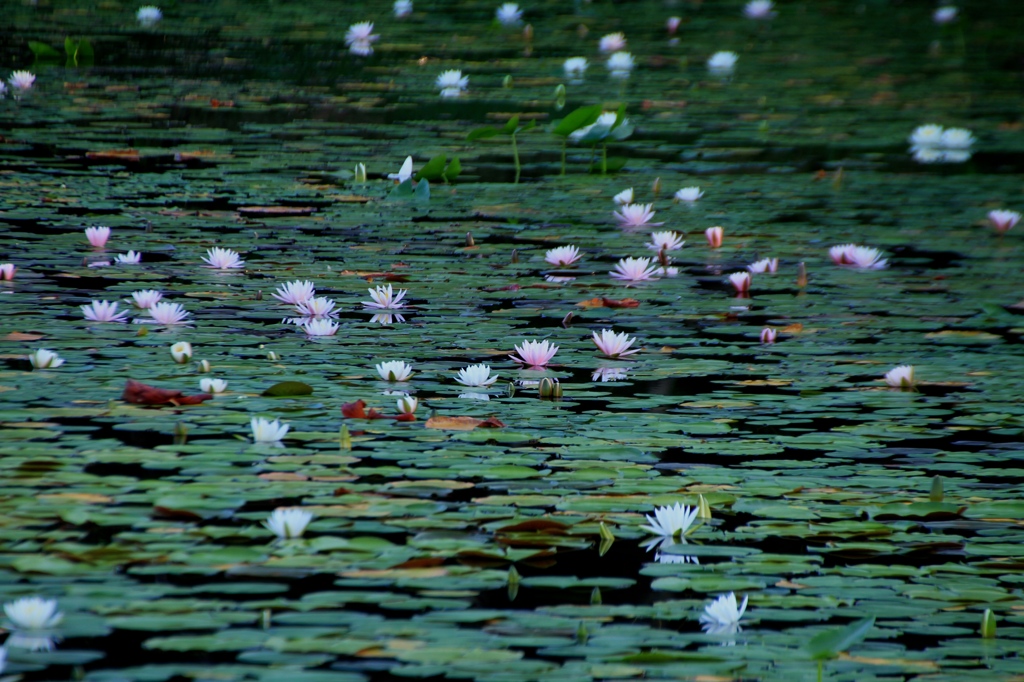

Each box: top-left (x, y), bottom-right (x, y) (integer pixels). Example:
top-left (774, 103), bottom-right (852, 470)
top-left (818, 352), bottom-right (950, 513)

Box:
top-left (202, 247), bottom-right (245, 269)
top-left (545, 245), bottom-right (581, 266)
top-left (0, 263), bottom-right (15, 280)
top-left (606, 51), bottom-right (635, 78)
top-left (302, 318), bottom-right (339, 336)
top-left (909, 124), bottom-right (944, 150)
top-left (116, 250), bottom-right (142, 264)
top-left (251, 417), bottom-right (289, 443)
top-left (599, 32), bottom-right (626, 53)
top-left (85, 226), bottom-right (111, 248)
top-left (569, 111), bottom-right (630, 142)
top-left (170, 341), bottom-right (192, 364)
top-left (642, 502), bottom-right (698, 537)
top-left (28, 349), bottom-right (64, 370)
top-left (137, 5), bottom-right (162, 26)
top-left (988, 209), bottom-right (1020, 233)
top-left (563, 57), bottom-right (588, 80)
top-left (593, 329), bottom-right (639, 358)
top-left (707, 51), bottom-right (738, 75)
top-left (760, 327), bottom-right (777, 344)
top-left (496, 2), bottom-right (522, 25)
top-left (613, 188), bottom-right (634, 205)
top-left (200, 378), bottom-right (227, 393)
top-left (666, 17), bottom-right (681, 35)
top-left (933, 6), bottom-right (958, 24)
top-left (729, 272), bottom-right (751, 295)
top-left (614, 203), bottom-right (662, 228)
top-left (674, 186), bottom-right (703, 202)
top-left (705, 226), bottom-right (724, 248)
top-left (363, 283), bottom-right (407, 309)
top-left (511, 339), bottom-right (558, 367)
top-left (394, 0), bottom-right (413, 18)
top-left (941, 127), bottom-right (974, 149)
top-left (144, 301), bottom-right (190, 325)
top-left (388, 156), bottom-right (414, 183)
top-left (647, 231), bottom-right (684, 252)
top-left (272, 280), bottom-right (316, 305)
top-left (82, 300), bottom-right (130, 322)
top-left (295, 296), bottom-right (338, 318)
top-left (884, 365), bottom-right (916, 390)
top-left (3, 597), bottom-right (63, 631)
top-left (455, 363), bottom-right (499, 387)
top-left (700, 592), bottom-right (748, 634)
top-left (744, 0), bottom-right (775, 19)
top-left (437, 70), bottom-right (469, 98)
top-left (610, 256), bottom-right (659, 283)
top-left (397, 395), bottom-right (418, 414)
top-left (264, 508), bottom-right (312, 539)
top-left (830, 244), bottom-right (887, 269)
top-left (197, 359), bottom-right (211, 373)
top-left (8, 71), bottom-right (35, 92)
top-left (592, 367), bottom-right (628, 382)
top-left (747, 257), bottom-right (778, 274)
top-left (376, 360), bottom-right (413, 381)
top-left (345, 21), bottom-right (379, 56)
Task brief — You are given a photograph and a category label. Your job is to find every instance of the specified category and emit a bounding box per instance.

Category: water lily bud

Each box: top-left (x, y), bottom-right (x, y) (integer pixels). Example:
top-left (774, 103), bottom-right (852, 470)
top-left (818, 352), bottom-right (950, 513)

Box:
top-left (397, 395), bottom-right (418, 414)
top-left (551, 380), bottom-right (563, 399)
top-left (197, 359), bottom-right (211, 373)
top-left (930, 475), bottom-right (944, 502)
top-left (554, 83), bottom-right (566, 110)
top-left (506, 382), bottom-right (516, 398)
top-left (522, 24), bottom-right (533, 41)
top-left (538, 377), bottom-right (555, 398)
top-left (590, 587), bottom-right (602, 605)
top-left (171, 341), bottom-right (192, 364)
top-left (797, 261), bottom-right (808, 287)
top-left (697, 494), bottom-right (712, 520)
top-left (267, 351), bottom-right (279, 361)
top-left (511, 248), bottom-right (519, 264)
top-left (561, 311), bottom-right (573, 328)
top-left (981, 609), bottom-right (996, 638)
top-left (503, 74), bottom-right (514, 89)
top-left (255, 290), bottom-right (263, 301)
top-left (652, 176), bottom-right (662, 198)
top-left (173, 422), bottom-right (188, 445)
top-left (466, 232), bottom-right (475, 246)
top-left (339, 424), bottom-right (352, 450)
top-left (355, 162), bottom-right (367, 183)
top-left (577, 622), bottom-right (589, 644)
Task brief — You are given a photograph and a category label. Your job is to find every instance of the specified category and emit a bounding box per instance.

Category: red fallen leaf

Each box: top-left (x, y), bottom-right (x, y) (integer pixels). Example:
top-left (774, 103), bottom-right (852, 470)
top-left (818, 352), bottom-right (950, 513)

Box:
top-left (477, 417), bottom-right (506, 428)
top-left (121, 379), bottom-right (212, 406)
top-left (601, 297), bottom-right (641, 308)
top-left (497, 519), bottom-right (570, 534)
top-left (383, 273), bottom-right (411, 282)
top-left (341, 399), bottom-right (388, 420)
top-left (394, 413), bottom-right (417, 422)
top-left (393, 557), bottom-right (445, 569)
top-left (86, 149), bottom-right (140, 162)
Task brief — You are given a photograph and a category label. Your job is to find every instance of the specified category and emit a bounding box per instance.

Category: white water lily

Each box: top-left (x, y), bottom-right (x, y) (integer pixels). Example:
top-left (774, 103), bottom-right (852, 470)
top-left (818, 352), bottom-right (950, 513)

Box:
top-left (592, 367), bottom-right (629, 382)
top-left (599, 32), bottom-right (626, 53)
top-left (3, 597), bottom-right (63, 630)
top-left (82, 300), bottom-right (130, 323)
top-left (376, 360), bottom-right (413, 381)
top-left (388, 156), bottom-right (414, 182)
top-left (202, 247), bottom-right (245, 269)
top-left (641, 502), bottom-right (698, 538)
top-left (707, 51), bottom-right (738, 74)
top-left (614, 203), bottom-right (662, 228)
top-left (345, 21), bottom-right (378, 56)
top-left (563, 57), bottom-right (588, 80)
top-left (264, 508), bottom-right (313, 539)
top-left (700, 592), bottom-right (748, 634)
top-left (137, 6), bottom-right (162, 26)
top-left (272, 280), bottom-right (316, 305)
top-left (302, 318), bottom-right (339, 336)
top-left (545, 245), bottom-right (581, 266)
top-left (592, 329), bottom-right (639, 358)
top-left (129, 289), bottom-right (162, 308)
top-left (251, 417), bottom-right (289, 443)
top-left (610, 256), bottom-right (659, 283)
top-left (647, 231), bottom-right (684, 252)
top-left (143, 301), bottom-right (190, 325)
top-left (747, 257), bottom-right (778, 274)
top-left (436, 70), bottom-right (469, 97)
top-left (496, 2), bottom-right (522, 25)
top-left (909, 124), bottom-right (944, 150)
top-left (884, 365), bottom-right (915, 390)
top-left (606, 51), bottom-right (634, 78)
top-left (455, 363), bottom-right (499, 387)
top-left (115, 250), bottom-right (142, 264)
top-left (8, 71), bottom-right (35, 92)
top-left (170, 341), bottom-right (192, 364)
top-left (28, 349), bottom-right (64, 370)
top-left (363, 283), bottom-right (408, 309)
top-left (674, 186), bottom-right (704, 202)
top-left (613, 188), bottom-right (634, 205)
top-left (294, 296), bottom-right (338, 318)
top-left (397, 395), bottom-right (418, 414)
top-left (941, 127), bottom-right (974, 149)
top-left (200, 378), bottom-right (227, 393)
top-left (394, 0), bottom-right (413, 18)
top-left (744, 0), bottom-right (775, 19)
top-left (933, 6), bottom-right (958, 24)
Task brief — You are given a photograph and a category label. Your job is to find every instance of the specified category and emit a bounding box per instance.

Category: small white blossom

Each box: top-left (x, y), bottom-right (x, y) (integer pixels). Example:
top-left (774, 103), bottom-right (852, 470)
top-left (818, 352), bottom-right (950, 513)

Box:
top-left (264, 508), bottom-right (313, 539)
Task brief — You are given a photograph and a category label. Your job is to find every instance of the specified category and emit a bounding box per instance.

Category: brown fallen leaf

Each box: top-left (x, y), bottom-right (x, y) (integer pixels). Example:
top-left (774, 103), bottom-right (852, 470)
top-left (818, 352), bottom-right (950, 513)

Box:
top-left (425, 415), bottom-right (506, 431)
top-left (341, 399), bottom-right (387, 419)
top-left (576, 297), bottom-right (641, 309)
top-left (236, 206), bottom-right (315, 216)
top-left (86, 149), bottom-right (140, 162)
top-left (121, 379), bottom-right (211, 406)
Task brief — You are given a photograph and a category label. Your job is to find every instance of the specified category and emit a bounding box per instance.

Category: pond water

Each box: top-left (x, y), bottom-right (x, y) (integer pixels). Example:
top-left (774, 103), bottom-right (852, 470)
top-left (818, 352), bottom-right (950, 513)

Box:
top-left (2, 0), bottom-right (1024, 680)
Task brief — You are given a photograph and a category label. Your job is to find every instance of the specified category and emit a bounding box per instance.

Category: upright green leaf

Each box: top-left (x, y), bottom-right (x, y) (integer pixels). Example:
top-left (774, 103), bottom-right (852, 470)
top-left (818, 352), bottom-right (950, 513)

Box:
top-left (443, 157), bottom-right (462, 182)
top-left (29, 41), bottom-right (62, 59)
top-left (552, 104), bottom-right (603, 137)
top-left (414, 178), bottom-right (430, 202)
top-left (467, 126), bottom-right (502, 141)
top-left (805, 617), bottom-right (875, 660)
top-left (415, 153), bottom-right (447, 181)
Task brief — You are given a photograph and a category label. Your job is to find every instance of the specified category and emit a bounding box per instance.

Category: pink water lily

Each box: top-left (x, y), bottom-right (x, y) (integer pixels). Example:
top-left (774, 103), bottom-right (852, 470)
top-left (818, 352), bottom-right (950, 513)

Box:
top-left (988, 209), bottom-right (1020, 233)
top-left (272, 280), bottom-right (316, 305)
top-left (614, 203), bottom-right (663, 228)
top-left (760, 327), bottom-right (777, 344)
top-left (592, 329), bottom-right (639, 358)
top-left (610, 256), bottom-right (659, 283)
top-left (85, 226), bottom-right (111, 248)
top-left (510, 339), bottom-right (559, 367)
top-left (728, 271), bottom-right (751, 295)
top-left (705, 226), bottom-right (723, 248)
top-left (202, 247), bottom-right (245, 269)
top-left (82, 300), bottom-right (129, 322)
top-left (0, 263), bottom-right (14, 281)
top-left (545, 246), bottom-right (581, 266)
top-left (830, 244), bottom-right (887, 269)
top-left (142, 302), bottom-right (190, 325)
top-left (747, 257), bottom-right (778, 274)
top-left (363, 284), bottom-right (407, 309)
